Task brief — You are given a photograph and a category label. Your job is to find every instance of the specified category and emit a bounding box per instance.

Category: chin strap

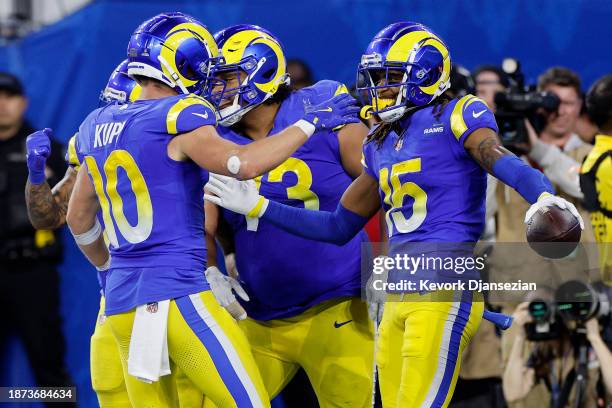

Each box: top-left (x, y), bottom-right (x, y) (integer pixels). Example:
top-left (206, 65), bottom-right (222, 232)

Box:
top-left (157, 55), bottom-right (190, 94)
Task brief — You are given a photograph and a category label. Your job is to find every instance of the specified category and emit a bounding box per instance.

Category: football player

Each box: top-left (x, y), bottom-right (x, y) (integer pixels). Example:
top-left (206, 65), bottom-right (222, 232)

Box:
top-left (63, 12), bottom-right (358, 408)
top-left (25, 59), bottom-right (140, 407)
top-left (26, 59), bottom-right (212, 408)
top-left (204, 22), bottom-right (584, 407)
top-left (204, 24), bottom-right (374, 407)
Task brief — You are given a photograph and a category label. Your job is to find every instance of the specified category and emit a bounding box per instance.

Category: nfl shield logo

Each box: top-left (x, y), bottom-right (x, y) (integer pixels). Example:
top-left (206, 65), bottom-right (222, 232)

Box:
top-left (146, 302), bottom-right (158, 313)
top-left (394, 138), bottom-right (403, 151)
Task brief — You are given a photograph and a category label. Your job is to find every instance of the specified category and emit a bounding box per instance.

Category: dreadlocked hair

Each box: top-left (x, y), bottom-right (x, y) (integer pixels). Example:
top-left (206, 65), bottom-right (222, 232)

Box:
top-left (366, 92), bottom-right (453, 148)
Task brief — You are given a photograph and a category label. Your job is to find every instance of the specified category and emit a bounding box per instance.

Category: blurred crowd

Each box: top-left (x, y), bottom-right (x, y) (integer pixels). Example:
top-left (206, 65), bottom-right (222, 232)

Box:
top-left (1, 56), bottom-right (611, 407)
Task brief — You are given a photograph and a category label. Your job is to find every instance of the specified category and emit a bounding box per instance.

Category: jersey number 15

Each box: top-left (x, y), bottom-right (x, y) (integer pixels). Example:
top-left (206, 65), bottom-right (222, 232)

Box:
top-left (379, 158), bottom-right (428, 236)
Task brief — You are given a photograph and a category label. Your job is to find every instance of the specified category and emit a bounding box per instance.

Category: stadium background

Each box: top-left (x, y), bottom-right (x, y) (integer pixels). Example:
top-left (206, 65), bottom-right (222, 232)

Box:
top-left (0, 0), bottom-right (611, 406)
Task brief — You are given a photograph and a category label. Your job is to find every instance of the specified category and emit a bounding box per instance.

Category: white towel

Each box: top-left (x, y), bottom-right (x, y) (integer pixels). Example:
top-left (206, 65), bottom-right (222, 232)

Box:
top-left (127, 299), bottom-right (171, 383)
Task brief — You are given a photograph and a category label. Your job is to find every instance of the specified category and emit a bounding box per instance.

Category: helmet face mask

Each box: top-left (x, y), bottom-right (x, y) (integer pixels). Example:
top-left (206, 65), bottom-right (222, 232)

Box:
top-left (99, 59), bottom-right (142, 106)
top-left (357, 65), bottom-right (409, 122)
top-left (356, 22), bottom-right (451, 123)
top-left (210, 24), bottom-right (289, 126)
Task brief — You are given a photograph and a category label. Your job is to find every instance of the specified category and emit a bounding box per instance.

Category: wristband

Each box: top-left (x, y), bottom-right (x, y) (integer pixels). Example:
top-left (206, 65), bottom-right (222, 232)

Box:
top-left (95, 255), bottom-right (111, 272)
top-left (71, 218), bottom-right (102, 245)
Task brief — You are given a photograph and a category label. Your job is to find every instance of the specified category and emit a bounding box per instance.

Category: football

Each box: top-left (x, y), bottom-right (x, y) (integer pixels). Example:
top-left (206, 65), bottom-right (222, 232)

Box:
top-left (526, 205), bottom-right (582, 259)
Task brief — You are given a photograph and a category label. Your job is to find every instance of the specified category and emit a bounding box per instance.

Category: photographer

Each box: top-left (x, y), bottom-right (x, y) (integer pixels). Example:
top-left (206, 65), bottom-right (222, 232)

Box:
top-left (475, 65), bottom-right (509, 112)
top-left (502, 293), bottom-right (612, 407)
top-left (581, 74), bottom-right (612, 284)
top-left (526, 67), bottom-right (592, 200)
top-left (494, 67), bottom-right (596, 244)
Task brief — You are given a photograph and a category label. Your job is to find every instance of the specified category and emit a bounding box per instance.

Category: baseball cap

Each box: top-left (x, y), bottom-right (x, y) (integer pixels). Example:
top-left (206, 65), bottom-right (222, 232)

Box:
top-left (0, 72), bottom-right (24, 95)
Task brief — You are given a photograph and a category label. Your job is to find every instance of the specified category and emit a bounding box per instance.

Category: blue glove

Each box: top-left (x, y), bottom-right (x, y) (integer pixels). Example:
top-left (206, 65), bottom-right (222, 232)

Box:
top-left (26, 128), bottom-right (52, 184)
top-left (303, 93), bottom-right (361, 130)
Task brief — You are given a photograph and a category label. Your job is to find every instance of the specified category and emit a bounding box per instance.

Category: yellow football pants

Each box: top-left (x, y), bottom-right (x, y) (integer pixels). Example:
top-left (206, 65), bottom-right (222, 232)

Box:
top-left (91, 296), bottom-right (131, 407)
top-left (238, 297), bottom-right (374, 408)
top-left (107, 291), bottom-right (269, 408)
top-left (377, 291), bottom-right (483, 408)
top-left (92, 296), bottom-right (207, 407)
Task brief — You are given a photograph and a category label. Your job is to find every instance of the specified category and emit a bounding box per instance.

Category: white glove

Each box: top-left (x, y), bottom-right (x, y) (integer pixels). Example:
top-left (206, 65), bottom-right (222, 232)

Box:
top-left (524, 193), bottom-right (585, 230)
top-left (366, 256), bottom-right (388, 323)
top-left (204, 173), bottom-right (268, 218)
top-left (205, 266), bottom-right (250, 321)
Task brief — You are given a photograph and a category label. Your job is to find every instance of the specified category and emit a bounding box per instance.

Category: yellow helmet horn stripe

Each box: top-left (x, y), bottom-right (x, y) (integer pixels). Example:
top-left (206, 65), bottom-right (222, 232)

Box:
top-left (417, 37), bottom-right (451, 96)
top-left (220, 29), bottom-right (287, 95)
top-left (159, 23), bottom-right (219, 88)
top-left (386, 30), bottom-right (434, 63)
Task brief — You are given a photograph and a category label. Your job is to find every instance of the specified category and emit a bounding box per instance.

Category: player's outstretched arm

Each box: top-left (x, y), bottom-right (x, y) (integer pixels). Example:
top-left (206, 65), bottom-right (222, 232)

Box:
top-left (66, 164), bottom-right (109, 270)
top-left (465, 128), bottom-right (583, 228)
top-left (204, 171), bottom-right (380, 245)
top-left (169, 94), bottom-right (360, 180)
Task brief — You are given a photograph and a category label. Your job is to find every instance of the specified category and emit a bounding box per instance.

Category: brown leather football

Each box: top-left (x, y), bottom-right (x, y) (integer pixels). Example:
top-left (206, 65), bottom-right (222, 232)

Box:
top-left (526, 205), bottom-right (581, 259)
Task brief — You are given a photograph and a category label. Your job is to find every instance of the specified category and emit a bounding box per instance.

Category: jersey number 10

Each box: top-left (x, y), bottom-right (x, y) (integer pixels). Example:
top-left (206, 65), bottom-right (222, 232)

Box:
top-left (85, 150), bottom-right (153, 247)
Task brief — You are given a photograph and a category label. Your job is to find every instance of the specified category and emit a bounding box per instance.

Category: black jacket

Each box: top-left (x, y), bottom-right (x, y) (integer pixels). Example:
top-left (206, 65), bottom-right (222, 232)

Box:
top-left (0, 122), bottom-right (65, 261)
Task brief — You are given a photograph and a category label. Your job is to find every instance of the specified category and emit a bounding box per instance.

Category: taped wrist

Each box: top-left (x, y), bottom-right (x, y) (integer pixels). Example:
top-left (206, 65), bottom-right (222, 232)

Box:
top-left (71, 218), bottom-right (102, 245)
top-left (492, 155), bottom-right (555, 204)
top-left (293, 119), bottom-right (316, 138)
top-left (246, 196), bottom-right (269, 218)
top-left (95, 255), bottom-right (111, 272)
top-left (262, 201), bottom-right (367, 245)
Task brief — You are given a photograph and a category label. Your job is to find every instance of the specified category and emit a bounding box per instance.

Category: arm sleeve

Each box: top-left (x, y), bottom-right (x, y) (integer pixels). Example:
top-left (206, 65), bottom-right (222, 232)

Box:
top-left (450, 95), bottom-right (499, 146)
top-left (262, 200), bottom-right (369, 245)
top-left (166, 95), bottom-right (217, 135)
top-left (528, 139), bottom-right (583, 199)
top-left (492, 155), bottom-right (555, 204)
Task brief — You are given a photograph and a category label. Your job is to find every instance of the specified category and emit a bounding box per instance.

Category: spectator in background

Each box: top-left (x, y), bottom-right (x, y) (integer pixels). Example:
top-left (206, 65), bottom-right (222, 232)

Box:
top-left (474, 65), bottom-right (509, 112)
top-left (581, 74), bottom-right (612, 284)
top-left (287, 58), bottom-right (314, 90)
top-left (0, 73), bottom-right (72, 392)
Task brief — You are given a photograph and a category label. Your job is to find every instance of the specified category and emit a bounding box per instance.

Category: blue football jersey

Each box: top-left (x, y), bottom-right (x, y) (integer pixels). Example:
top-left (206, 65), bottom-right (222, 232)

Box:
top-left (362, 94), bottom-right (497, 284)
top-left (220, 80), bottom-right (369, 320)
top-left (362, 94), bottom-right (498, 244)
top-left (75, 94), bottom-right (216, 314)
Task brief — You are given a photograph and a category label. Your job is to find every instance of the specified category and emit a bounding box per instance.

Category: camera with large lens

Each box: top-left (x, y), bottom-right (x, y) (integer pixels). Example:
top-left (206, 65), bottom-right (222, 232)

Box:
top-left (525, 280), bottom-right (611, 342)
top-left (493, 58), bottom-right (560, 154)
top-left (525, 298), bottom-right (564, 341)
